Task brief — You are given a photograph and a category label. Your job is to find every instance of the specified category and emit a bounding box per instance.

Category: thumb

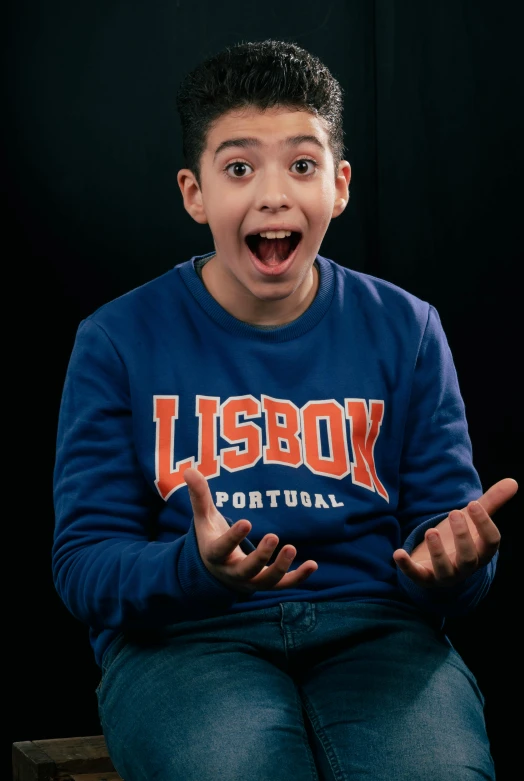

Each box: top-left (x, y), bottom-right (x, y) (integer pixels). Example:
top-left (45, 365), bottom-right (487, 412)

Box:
top-left (476, 477), bottom-right (518, 516)
top-left (184, 467), bottom-right (214, 519)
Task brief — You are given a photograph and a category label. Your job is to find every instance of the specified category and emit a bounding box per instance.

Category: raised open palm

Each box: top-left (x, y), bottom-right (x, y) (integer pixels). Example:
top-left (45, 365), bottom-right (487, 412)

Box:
top-left (184, 467), bottom-right (318, 594)
top-left (393, 478), bottom-right (518, 588)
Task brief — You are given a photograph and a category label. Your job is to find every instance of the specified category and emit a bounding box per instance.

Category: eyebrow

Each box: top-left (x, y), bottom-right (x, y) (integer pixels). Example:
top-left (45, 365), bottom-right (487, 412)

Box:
top-left (213, 135), bottom-right (326, 161)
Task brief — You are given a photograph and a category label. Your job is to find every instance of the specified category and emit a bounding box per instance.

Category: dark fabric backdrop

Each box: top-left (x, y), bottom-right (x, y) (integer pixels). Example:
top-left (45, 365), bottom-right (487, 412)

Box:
top-left (5, 1), bottom-right (522, 779)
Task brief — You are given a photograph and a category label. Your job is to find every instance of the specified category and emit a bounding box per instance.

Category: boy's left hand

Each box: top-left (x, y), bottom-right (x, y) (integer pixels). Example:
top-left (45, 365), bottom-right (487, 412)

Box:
top-left (393, 478), bottom-right (518, 589)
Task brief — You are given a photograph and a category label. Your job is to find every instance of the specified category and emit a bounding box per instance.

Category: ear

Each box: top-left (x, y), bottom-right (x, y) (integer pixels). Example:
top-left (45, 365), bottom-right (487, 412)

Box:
top-left (332, 161), bottom-right (351, 218)
top-left (177, 169), bottom-right (209, 225)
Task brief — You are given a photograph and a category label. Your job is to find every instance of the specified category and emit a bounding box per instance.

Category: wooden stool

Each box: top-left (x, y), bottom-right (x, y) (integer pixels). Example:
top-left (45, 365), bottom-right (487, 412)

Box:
top-left (12, 734), bottom-right (123, 781)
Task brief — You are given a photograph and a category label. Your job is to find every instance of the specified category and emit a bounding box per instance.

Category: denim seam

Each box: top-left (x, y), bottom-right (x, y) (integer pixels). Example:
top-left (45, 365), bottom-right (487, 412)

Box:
top-left (279, 603), bottom-right (292, 660)
top-left (293, 686), bottom-right (321, 781)
top-left (301, 692), bottom-right (348, 781)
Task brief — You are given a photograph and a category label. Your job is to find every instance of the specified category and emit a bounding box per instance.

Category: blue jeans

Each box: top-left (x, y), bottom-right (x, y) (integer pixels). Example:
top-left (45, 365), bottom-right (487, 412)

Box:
top-left (96, 601), bottom-right (495, 781)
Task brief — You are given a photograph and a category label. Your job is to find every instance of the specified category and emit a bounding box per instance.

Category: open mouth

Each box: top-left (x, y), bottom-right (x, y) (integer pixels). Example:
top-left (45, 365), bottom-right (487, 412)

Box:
top-left (245, 232), bottom-right (302, 266)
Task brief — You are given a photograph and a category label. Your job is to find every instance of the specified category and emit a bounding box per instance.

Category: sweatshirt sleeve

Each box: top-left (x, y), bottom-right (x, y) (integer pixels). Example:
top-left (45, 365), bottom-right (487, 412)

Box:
top-left (394, 305), bottom-right (497, 617)
top-left (52, 319), bottom-right (240, 633)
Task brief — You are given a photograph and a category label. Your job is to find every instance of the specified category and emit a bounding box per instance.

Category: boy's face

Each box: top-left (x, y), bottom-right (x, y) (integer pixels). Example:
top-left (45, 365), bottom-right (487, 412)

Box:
top-left (177, 106), bottom-right (351, 326)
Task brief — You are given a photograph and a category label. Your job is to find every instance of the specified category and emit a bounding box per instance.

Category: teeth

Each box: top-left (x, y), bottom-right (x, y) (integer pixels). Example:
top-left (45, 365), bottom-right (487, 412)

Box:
top-left (259, 230), bottom-right (292, 239)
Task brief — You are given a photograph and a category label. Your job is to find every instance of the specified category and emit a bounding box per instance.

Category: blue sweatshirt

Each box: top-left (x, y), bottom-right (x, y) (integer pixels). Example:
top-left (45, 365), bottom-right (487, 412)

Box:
top-left (52, 252), bottom-right (495, 667)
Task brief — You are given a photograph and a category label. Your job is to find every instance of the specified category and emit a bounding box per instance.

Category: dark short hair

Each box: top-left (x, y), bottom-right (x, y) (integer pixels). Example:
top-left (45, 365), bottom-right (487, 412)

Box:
top-left (176, 39), bottom-right (346, 190)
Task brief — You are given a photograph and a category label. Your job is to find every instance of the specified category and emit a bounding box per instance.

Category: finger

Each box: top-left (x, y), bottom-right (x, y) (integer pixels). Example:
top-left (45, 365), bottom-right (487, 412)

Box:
top-left (448, 510), bottom-right (479, 577)
top-left (209, 519), bottom-right (252, 563)
top-left (236, 534), bottom-right (280, 580)
top-left (466, 500), bottom-right (501, 564)
top-left (247, 545), bottom-right (298, 589)
top-left (393, 549), bottom-right (434, 586)
top-left (424, 528), bottom-right (456, 583)
top-left (271, 559), bottom-right (319, 590)
top-left (249, 546), bottom-right (317, 590)
top-left (476, 477), bottom-right (518, 517)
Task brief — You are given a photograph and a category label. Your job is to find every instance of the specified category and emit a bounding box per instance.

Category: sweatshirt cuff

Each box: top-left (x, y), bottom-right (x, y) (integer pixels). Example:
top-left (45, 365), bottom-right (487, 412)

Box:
top-left (178, 517), bottom-right (241, 617)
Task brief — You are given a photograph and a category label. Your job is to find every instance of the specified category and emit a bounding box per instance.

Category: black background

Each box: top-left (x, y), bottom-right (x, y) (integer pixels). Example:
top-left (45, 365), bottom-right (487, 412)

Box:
top-left (5, 2), bottom-right (522, 779)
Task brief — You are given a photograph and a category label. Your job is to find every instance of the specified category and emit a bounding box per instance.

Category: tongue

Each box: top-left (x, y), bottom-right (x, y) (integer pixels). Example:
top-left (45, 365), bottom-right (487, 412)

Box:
top-left (257, 237), bottom-right (292, 265)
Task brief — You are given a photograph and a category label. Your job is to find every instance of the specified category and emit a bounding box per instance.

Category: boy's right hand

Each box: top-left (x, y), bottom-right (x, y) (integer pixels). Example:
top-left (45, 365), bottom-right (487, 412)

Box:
top-left (183, 467), bottom-right (318, 595)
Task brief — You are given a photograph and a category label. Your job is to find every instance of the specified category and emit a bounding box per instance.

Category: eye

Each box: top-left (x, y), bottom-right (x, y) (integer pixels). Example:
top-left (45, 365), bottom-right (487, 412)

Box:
top-left (223, 161), bottom-right (254, 178)
top-left (292, 158), bottom-right (318, 175)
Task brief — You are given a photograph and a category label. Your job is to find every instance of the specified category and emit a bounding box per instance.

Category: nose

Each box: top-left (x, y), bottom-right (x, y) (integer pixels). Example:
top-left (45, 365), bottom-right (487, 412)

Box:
top-left (254, 168), bottom-right (292, 211)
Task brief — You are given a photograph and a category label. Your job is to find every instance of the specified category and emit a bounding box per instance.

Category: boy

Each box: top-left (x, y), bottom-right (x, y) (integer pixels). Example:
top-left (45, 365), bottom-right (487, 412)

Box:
top-left (53, 39), bottom-right (517, 780)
